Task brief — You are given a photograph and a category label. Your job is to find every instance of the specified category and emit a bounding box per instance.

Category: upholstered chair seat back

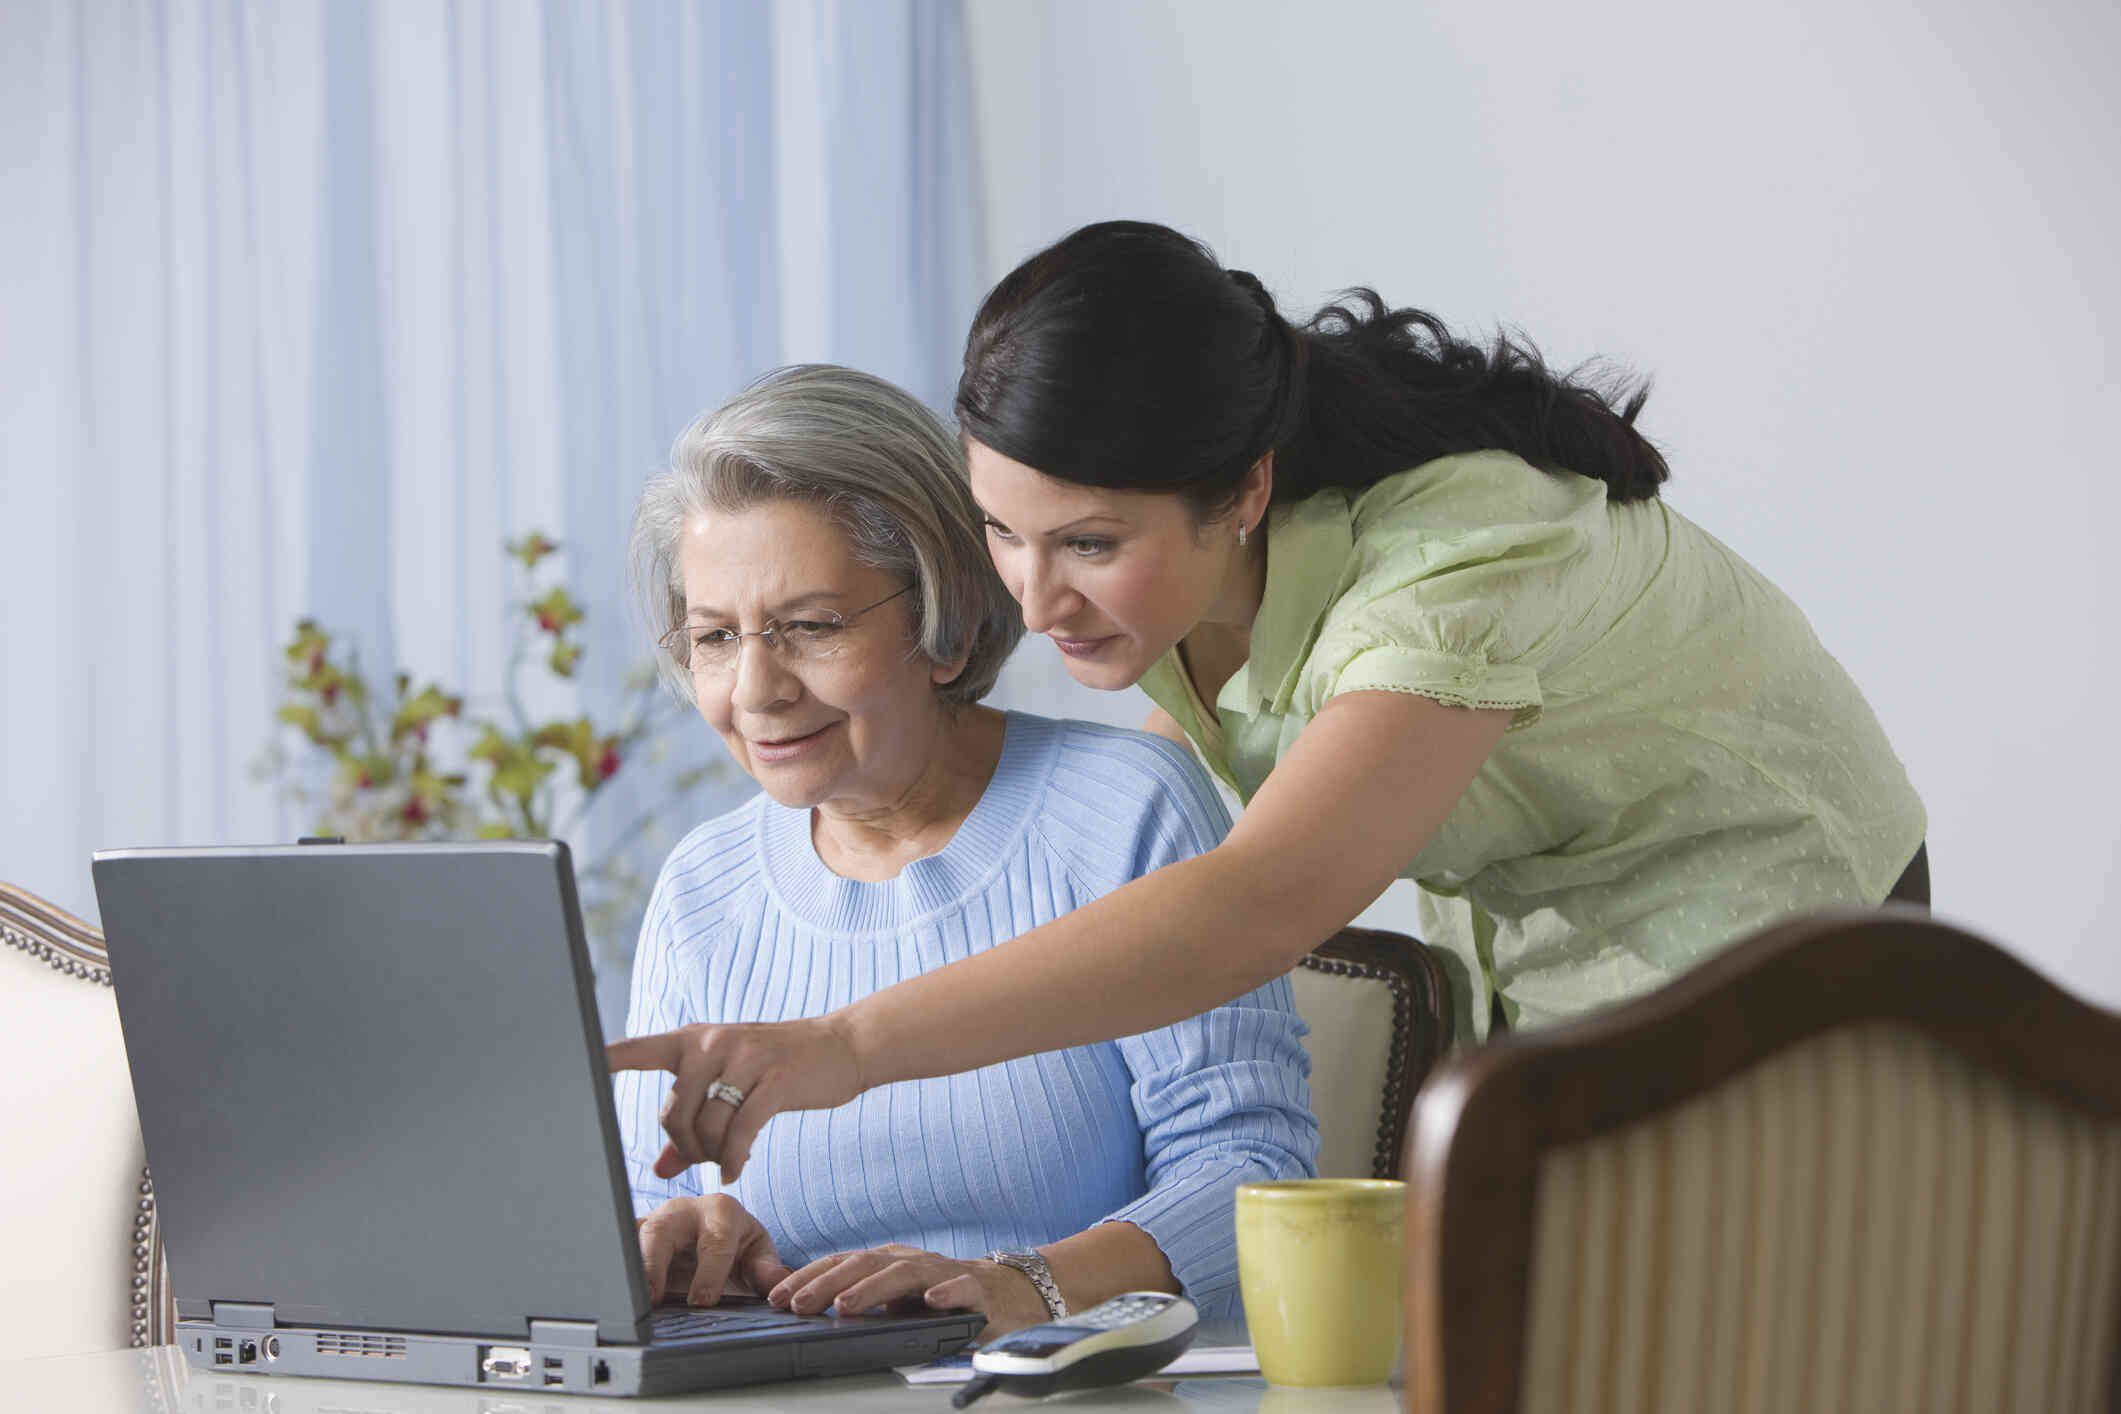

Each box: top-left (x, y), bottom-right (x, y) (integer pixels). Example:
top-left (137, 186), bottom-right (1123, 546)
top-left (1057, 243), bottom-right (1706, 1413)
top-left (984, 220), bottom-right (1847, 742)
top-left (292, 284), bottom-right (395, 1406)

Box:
top-left (1, 884), bottom-right (171, 1358)
top-left (1291, 927), bottom-right (1453, 1179)
top-left (1521, 1021), bottom-right (2121, 1414)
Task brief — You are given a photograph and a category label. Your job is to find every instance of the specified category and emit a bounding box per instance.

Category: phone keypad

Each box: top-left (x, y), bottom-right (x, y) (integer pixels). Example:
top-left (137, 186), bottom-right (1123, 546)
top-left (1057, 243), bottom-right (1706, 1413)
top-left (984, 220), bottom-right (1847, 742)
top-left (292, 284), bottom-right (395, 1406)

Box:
top-left (1073, 1293), bottom-right (1178, 1329)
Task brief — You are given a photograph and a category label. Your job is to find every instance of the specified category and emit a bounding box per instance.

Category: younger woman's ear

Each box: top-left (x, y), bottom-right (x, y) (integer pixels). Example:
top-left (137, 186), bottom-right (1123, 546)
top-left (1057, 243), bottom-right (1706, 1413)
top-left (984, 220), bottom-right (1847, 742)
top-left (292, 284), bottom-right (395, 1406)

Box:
top-left (1242, 453), bottom-right (1275, 525)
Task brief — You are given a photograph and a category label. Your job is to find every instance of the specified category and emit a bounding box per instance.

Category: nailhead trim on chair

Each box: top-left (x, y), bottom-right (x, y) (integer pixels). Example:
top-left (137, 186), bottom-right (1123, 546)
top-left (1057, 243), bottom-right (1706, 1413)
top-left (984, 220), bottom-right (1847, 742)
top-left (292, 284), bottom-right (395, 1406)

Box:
top-left (0, 888), bottom-right (115, 986)
top-left (1299, 952), bottom-right (1416, 1180)
top-left (131, 1166), bottom-right (171, 1347)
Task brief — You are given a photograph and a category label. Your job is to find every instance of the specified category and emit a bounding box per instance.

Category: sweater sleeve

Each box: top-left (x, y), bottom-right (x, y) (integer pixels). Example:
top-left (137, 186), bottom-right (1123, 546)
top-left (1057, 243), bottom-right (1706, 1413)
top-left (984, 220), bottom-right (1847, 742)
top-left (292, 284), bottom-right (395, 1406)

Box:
top-left (614, 857), bottom-right (713, 1217)
top-left (1066, 729), bottom-right (1320, 1317)
top-left (1103, 975), bottom-right (1318, 1319)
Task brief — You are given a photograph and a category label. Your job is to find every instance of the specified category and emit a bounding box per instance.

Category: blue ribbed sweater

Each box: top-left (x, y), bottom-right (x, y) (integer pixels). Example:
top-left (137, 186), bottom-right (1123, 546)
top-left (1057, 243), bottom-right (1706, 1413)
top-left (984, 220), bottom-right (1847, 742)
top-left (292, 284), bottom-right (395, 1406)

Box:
top-left (615, 711), bottom-right (1318, 1317)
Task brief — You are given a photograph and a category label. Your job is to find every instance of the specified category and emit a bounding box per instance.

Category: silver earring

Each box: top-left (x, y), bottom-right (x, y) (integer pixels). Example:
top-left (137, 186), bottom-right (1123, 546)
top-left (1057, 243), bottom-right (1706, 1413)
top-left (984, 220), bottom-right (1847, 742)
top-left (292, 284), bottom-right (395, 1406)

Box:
top-left (1237, 523), bottom-right (1250, 548)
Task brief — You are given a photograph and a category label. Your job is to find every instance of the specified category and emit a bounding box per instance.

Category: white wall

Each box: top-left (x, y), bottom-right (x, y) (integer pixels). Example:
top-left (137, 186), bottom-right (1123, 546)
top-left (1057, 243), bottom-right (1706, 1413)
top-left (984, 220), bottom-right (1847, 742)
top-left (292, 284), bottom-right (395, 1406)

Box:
top-left (966, 0), bottom-right (2121, 1007)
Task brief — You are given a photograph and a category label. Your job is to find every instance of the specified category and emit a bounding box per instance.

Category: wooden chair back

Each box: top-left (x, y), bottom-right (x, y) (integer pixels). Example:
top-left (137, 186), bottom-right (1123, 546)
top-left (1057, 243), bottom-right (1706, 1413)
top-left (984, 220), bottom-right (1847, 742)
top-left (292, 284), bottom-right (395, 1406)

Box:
top-left (1405, 908), bottom-right (2121, 1414)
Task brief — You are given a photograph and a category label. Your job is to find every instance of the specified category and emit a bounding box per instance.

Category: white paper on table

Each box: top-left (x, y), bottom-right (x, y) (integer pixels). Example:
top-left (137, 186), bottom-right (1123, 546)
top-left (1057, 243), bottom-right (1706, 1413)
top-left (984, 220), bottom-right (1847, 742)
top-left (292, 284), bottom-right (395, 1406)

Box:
top-left (895, 1346), bottom-right (1258, 1385)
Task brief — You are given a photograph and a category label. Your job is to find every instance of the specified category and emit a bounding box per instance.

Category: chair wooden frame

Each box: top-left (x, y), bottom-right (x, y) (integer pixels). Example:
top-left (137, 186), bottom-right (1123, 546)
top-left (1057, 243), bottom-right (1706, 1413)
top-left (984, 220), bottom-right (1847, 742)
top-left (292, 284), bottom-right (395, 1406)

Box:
top-left (0, 881), bottom-right (176, 1349)
top-left (1298, 925), bottom-right (1454, 1180)
top-left (1403, 907), bottom-right (2121, 1414)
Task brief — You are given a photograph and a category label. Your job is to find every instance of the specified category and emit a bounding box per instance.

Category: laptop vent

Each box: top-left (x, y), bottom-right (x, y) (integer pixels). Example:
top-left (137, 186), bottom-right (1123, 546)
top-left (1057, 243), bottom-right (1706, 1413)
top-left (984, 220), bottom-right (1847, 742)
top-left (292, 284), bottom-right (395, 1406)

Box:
top-left (315, 1333), bottom-right (407, 1359)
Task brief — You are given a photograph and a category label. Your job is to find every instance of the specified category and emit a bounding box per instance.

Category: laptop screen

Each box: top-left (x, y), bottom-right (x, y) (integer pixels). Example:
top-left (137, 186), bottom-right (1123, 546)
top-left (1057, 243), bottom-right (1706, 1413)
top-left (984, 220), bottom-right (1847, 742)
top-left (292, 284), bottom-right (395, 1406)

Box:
top-left (94, 842), bottom-right (651, 1343)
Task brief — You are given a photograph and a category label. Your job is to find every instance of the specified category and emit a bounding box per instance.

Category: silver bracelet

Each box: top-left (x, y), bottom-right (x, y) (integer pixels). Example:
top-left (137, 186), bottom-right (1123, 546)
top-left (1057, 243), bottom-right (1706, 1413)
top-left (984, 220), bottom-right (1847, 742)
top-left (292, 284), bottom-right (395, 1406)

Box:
top-left (985, 1247), bottom-right (1068, 1321)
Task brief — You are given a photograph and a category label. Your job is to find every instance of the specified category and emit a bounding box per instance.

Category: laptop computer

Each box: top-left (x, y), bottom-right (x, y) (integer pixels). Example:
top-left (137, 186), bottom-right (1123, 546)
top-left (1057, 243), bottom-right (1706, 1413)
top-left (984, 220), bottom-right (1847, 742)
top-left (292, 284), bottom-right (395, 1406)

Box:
top-left (90, 839), bottom-right (982, 1397)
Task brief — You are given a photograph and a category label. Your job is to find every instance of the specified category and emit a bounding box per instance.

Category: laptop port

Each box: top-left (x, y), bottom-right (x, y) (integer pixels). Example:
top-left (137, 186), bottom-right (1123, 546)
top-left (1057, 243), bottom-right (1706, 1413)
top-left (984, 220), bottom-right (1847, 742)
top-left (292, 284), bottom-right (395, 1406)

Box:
top-left (237, 1340), bottom-right (258, 1364)
top-left (263, 1336), bottom-right (280, 1362)
top-left (479, 1346), bottom-right (533, 1381)
top-left (592, 1359), bottom-right (610, 1385)
top-left (213, 1352), bottom-right (232, 1366)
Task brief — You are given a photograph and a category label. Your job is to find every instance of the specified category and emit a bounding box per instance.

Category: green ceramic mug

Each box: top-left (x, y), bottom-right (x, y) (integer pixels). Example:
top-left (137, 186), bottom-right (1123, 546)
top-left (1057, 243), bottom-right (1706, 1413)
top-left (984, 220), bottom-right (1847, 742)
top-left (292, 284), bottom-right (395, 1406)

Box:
top-left (1235, 1179), bottom-right (1406, 1387)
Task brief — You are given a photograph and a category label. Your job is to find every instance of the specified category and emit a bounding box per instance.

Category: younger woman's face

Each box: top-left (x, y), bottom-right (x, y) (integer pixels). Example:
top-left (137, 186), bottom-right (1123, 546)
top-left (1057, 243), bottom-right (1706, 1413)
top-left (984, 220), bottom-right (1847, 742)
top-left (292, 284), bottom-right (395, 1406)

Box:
top-left (965, 440), bottom-right (1250, 691)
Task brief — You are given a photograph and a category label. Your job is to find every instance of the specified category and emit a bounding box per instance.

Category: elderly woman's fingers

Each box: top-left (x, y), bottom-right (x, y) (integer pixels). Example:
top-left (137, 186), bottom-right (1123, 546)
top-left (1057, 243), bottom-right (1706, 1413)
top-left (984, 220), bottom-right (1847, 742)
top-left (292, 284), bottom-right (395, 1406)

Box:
top-left (635, 1201), bottom-right (701, 1303)
top-left (637, 1196), bottom-right (786, 1307)
top-left (921, 1272), bottom-right (988, 1313)
top-left (771, 1249), bottom-right (899, 1315)
top-left (683, 1199), bottom-right (758, 1308)
top-left (767, 1254), bottom-right (824, 1310)
top-left (829, 1255), bottom-right (961, 1316)
top-left (777, 1252), bottom-right (875, 1315)
top-left (738, 1244), bottom-right (796, 1300)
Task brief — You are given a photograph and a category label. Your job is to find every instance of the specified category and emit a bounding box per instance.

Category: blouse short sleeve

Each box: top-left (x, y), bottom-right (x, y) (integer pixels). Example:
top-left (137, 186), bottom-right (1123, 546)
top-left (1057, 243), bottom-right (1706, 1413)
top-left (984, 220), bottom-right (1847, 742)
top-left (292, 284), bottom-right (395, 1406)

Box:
top-left (1290, 452), bottom-right (1612, 726)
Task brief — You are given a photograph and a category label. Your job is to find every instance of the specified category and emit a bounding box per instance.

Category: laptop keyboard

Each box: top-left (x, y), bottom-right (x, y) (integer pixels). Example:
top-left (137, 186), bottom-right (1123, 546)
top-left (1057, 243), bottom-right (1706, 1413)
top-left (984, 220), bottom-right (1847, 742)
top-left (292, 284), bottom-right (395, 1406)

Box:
top-left (649, 1304), bottom-right (819, 1344)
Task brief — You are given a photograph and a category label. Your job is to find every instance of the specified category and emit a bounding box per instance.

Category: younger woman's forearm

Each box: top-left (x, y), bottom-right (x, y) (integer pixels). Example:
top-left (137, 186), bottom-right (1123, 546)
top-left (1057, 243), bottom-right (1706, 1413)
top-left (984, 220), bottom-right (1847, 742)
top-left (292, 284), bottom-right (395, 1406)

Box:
top-left (837, 844), bottom-right (1317, 1089)
top-left (835, 695), bottom-right (1505, 1092)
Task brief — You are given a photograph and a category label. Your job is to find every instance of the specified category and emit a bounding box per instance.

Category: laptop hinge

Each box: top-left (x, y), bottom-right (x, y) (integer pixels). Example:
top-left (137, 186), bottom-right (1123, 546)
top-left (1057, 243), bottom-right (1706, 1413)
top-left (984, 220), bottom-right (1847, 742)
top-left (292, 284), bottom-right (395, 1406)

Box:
top-left (211, 1302), bottom-right (276, 1330)
top-left (528, 1318), bottom-right (601, 1348)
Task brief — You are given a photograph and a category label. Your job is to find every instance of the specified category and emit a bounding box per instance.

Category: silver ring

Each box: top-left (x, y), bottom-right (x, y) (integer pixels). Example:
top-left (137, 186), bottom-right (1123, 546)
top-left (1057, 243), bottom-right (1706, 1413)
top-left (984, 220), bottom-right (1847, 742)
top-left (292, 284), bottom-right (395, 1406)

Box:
top-left (705, 1079), bottom-right (747, 1108)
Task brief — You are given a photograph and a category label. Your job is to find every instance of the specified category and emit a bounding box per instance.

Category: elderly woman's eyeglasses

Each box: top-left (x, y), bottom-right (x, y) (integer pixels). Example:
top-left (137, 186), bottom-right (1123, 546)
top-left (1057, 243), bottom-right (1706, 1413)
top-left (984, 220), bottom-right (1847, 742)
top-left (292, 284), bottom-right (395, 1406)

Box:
top-left (660, 584), bottom-right (914, 676)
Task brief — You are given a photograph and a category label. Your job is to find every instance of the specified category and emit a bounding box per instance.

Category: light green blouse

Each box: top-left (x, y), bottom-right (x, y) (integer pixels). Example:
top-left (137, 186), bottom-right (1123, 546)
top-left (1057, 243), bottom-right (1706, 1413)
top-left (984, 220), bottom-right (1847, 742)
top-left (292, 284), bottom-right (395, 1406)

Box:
top-left (1141, 451), bottom-right (1926, 1044)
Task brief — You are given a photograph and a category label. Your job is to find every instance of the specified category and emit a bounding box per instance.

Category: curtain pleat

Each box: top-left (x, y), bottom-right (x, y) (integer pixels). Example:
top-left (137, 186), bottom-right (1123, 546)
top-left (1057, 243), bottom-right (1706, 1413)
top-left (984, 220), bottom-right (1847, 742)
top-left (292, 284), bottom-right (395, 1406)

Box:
top-left (0, 0), bottom-right (979, 1028)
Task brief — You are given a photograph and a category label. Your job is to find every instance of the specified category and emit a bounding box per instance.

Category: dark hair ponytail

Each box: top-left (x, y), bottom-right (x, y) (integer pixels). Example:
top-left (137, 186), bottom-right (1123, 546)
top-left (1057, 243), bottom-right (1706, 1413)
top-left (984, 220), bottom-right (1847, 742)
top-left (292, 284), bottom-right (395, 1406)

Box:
top-left (955, 221), bottom-right (1669, 520)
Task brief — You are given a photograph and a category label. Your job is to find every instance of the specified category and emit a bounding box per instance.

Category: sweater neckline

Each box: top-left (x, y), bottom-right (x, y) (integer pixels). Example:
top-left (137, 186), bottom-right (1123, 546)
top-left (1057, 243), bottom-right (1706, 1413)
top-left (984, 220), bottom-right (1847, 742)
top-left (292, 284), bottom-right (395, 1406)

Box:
top-left (755, 711), bottom-right (1054, 934)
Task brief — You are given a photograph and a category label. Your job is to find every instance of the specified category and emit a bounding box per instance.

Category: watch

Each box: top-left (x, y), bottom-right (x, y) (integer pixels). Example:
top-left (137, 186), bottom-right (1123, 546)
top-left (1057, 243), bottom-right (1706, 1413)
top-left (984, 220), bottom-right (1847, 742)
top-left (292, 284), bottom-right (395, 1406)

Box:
top-left (986, 1247), bottom-right (1068, 1321)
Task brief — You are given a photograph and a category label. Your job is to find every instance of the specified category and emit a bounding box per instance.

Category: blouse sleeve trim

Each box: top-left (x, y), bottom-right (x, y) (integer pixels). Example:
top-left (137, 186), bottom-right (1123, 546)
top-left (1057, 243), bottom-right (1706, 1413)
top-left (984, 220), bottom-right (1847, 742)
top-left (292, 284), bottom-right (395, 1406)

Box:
top-left (1327, 644), bottom-right (1544, 727)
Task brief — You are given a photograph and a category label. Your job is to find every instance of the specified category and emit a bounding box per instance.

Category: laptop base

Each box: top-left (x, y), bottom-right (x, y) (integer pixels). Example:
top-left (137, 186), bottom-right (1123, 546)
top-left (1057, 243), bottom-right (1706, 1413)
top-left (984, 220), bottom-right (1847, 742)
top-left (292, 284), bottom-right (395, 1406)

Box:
top-left (175, 1311), bottom-right (978, 1397)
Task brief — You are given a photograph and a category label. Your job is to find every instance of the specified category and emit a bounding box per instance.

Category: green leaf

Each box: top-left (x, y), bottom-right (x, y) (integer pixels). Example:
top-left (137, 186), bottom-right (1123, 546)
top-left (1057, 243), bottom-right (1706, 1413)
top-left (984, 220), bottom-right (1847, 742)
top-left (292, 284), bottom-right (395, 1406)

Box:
top-left (505, 531), bottom-right (560, 570)
top-left (490, 754), bottom-right (556, 805)
top-left (528, 586), bottom-right (584, 636)
top-left (468, 725), bottom-right (513, 764)
top-left (525, 718), bottom-right (619, 791)
top-left (390, 684), bottom-right (463, 742)
top-left (530, 719), bottom-right (590, 754)
top-left (276, 704), bottom-right (324, 743)
top-left (336, 754), bottom-right (397, 791)
top-left (285, 620), bottom-right (331, 667)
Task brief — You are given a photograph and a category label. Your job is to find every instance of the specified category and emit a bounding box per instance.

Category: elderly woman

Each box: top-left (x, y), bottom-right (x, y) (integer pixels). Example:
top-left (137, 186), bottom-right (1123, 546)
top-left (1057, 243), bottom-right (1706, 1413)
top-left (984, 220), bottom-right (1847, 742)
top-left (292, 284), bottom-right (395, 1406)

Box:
top-left (608, 364), bottom-right (1316, 1336)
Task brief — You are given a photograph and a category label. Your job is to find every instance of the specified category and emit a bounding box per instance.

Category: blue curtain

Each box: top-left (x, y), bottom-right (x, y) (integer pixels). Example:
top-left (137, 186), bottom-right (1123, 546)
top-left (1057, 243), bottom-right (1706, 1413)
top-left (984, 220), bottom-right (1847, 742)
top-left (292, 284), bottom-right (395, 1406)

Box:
top-left (0, 0), bottom-right (979, 1026)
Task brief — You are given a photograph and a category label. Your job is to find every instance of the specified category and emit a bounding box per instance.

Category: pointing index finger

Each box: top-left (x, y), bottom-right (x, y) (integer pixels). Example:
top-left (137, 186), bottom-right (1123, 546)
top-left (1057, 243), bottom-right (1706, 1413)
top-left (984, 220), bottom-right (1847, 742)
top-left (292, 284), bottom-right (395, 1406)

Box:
top-left (606, 1034), bottom-right (683, 1074)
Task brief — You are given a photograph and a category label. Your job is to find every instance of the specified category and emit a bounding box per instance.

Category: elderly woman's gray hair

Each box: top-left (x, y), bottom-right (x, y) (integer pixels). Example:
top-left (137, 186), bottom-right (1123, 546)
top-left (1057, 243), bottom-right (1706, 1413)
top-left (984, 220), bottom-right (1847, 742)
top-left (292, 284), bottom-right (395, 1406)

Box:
top-left (631, 365), bottom-right (1023, 707)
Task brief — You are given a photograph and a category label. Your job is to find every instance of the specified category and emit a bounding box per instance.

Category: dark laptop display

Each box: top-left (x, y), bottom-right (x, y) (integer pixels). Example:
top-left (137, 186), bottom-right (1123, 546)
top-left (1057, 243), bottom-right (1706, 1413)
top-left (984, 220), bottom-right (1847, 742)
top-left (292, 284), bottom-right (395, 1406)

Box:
top-left (91, 840), bottom-right (979, 1396)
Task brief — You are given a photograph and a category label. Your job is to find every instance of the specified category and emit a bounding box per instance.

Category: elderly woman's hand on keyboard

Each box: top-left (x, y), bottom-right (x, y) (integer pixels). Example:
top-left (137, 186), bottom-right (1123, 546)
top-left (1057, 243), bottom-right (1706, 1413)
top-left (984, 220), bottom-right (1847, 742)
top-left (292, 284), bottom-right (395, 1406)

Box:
top-left (636, 1194), bottom-right (1050, 1338)
top-left (636, 1194), bottom-right (795, 1307)
top-left (764, 1244), bottom-right (1050, 1337)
